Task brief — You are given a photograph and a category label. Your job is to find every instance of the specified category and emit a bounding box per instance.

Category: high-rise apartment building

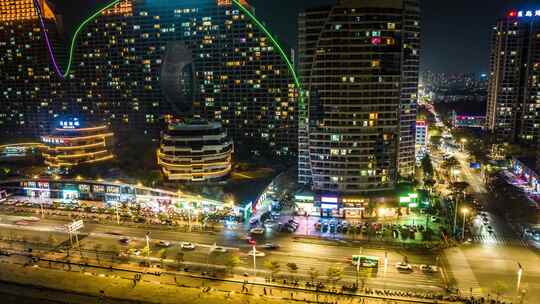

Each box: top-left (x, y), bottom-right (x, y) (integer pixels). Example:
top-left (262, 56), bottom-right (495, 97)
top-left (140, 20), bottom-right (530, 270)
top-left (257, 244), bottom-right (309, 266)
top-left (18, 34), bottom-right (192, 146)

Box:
top-left (298, 0), bottom-right (420, 202)
top-left (1, 0), bottom-right (297, 156)
top-left (486, 9), bottom-right (540, 146)
top-left (0, 0), bottom-right (64, 137)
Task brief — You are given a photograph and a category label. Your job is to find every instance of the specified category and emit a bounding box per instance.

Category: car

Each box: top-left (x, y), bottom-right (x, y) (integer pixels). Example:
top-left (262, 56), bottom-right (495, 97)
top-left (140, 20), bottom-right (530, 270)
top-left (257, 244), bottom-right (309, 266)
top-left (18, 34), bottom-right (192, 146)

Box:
top-left (129, 249), bottom-right (142, 256)
top-left (262, 243), bottom-right (280, 250)
top-left (119, 238), bottom-right (131, 245)
top-left (420, 264), bottom-right (439, 273)
top-left (213, 246), bottom-right (227, 253)
top-left (14, 220), bottom-right (29, 226)
top-left (395, 262), bottom-right (413, 271)
top-left (180, 242), bottom-right (196, 250)
top-left (250, 227), bottom-right (265, 235)
top-left (248, 250), bottom-right (265, 257)
top-left (156, 241), bottom-right (171, 247)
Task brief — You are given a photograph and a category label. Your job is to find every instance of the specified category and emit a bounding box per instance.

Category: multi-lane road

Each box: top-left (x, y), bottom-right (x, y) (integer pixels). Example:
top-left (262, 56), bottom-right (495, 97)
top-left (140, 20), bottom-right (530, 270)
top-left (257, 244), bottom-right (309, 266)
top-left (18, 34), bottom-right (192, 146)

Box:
top-left (437, 139), bottom-right (540, 303)
top-left (0, 213), bottom-right (444, 294)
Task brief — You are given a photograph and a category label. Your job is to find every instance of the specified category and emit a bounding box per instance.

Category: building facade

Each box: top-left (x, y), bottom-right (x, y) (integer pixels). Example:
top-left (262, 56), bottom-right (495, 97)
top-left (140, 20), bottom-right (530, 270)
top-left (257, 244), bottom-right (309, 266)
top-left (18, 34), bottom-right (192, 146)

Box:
top-left (415, 120), bottom-right (428, 161)
top-left (2, 0), bottom-right (297, 156)
top-left (0, 0), bottom-right (65, 137)
top-left (41, 118), bottom-right (115, 171)
top-left (157, 119), bottom-right (233, 182)
top-left (298, 0), bottom-right (420, 204)
top-left (486, 9), bottom-right (540, 146)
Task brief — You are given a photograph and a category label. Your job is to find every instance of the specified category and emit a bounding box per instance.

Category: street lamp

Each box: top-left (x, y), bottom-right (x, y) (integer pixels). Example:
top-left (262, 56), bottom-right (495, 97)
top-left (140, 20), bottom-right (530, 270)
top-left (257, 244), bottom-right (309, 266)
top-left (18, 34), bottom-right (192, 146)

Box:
top-left (356, 247), bottom-right (363, 286)
top-left (461, 208), bottom-right (469, 240)
top-left (517, 263), bottom-right (523, 292)
top-left (453, 200), bottom-right (459, 236)
top-left (460, 138), bottom-right (467, 151)
top-left (145, 232), bottom-right (151, 260)
top-left (251, 245), bottom-right (257, 278)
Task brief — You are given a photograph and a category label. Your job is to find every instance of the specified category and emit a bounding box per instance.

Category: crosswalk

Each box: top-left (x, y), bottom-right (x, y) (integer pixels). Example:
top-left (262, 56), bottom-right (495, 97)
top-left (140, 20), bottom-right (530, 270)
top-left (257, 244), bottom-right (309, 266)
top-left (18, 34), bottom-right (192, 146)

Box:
top-left (470, 235), bottom-right (531, 247)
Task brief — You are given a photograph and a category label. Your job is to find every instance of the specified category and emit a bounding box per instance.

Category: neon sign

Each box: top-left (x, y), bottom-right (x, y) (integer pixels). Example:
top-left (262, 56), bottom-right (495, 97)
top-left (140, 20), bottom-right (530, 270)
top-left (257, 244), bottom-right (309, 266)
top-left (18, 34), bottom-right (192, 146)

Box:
top-left (509, 9), bottom-right (540, 18)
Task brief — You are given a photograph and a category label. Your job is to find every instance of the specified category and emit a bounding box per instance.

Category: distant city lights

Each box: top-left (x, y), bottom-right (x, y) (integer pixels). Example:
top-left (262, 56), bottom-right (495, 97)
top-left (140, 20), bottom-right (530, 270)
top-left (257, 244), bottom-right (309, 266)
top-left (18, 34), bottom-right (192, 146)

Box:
top-left (508, 9), bottom-right (540, 18)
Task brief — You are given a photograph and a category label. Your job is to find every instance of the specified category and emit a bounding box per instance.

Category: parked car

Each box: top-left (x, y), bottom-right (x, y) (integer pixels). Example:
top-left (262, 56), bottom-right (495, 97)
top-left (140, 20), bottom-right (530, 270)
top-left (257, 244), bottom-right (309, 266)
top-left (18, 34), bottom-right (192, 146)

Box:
top-left (396, 262), bottom-right (413, 272)
top-left (420, 264), bottom-right (438, 273)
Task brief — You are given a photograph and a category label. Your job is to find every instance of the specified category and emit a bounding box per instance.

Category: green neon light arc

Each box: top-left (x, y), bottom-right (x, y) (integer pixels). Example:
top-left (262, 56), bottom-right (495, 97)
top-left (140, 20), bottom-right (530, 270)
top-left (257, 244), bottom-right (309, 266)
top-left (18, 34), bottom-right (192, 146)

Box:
top-left (62, 0), bottom-right (121, 78)
top-left (231, 0), bottom-right (301, 91)
top-left (43, 0), bottom-right (304, 100)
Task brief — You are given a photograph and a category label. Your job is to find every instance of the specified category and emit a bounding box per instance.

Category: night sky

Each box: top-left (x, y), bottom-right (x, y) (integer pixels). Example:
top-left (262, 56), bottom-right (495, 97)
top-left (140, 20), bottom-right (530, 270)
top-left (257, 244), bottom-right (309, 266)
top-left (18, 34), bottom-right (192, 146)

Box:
top-left (50, 0), bottom-right (540, 74)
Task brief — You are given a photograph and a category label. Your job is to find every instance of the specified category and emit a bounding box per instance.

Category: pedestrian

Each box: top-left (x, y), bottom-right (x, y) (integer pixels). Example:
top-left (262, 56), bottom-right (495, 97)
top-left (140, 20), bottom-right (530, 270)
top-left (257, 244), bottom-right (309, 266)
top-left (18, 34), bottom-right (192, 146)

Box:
top-left (264, 287), bottom-right (267, 296)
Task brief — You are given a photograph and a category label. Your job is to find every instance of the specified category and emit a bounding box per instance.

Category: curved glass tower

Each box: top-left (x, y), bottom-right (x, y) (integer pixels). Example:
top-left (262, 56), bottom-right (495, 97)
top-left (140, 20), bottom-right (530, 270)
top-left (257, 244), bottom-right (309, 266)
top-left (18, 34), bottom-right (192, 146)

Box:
top-left (298, 0), bottom-right (420, 205)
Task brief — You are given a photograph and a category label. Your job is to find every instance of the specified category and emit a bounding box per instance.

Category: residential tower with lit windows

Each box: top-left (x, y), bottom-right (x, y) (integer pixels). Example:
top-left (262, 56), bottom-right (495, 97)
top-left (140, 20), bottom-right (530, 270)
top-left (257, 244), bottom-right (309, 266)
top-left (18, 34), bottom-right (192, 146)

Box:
top-left (298, 0), bottom-right (420, 206)
top-left (0, 0), bottom-right (65, 137)
top-left (157, 119), bottom-right (233, 182)
top-left (486, 9), bottom-right (540, 146)
top-left (1, 0), bottom-right (298, 157)
top-left (41, 118), bottom-right (115, 171)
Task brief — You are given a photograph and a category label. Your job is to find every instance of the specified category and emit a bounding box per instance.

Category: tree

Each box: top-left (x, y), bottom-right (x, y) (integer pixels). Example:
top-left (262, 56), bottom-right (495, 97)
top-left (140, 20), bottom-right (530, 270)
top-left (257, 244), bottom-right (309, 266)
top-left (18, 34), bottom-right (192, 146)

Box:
top-left (430, 135), bottom-right (442, 149)
top-left (47, 234), bottom-right (57, 250)
top-left (286, 262), bottom-right (299, 280)
top-left (224, 254), bottom-right (242, 275)
top-left (109, 244), bottom-right (120, 263)
top-left (442, 156), bottom-right (459, 170)
top-left (175, 252), bottom-right (185, 270)
top-left (450, 181), bottom-right (469, 197)
top-left (308, 267), bottom-right (320, 283)
top-left (421, 154), bottom-right (434, 178)
top-left (264, 260), bottom-right (281, 280)
top-left (94, 244), bottom-right (103, 264)
top-left (159, 248), bottom-right (168, 268)
top-left (326, 265), bottom-right (344, 287)
top-left (424, 178), bottom-right (436, 193)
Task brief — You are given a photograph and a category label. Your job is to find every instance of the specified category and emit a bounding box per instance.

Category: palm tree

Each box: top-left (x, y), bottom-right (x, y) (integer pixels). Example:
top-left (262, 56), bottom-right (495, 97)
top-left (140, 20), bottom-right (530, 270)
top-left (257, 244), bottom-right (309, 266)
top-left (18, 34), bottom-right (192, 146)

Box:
top-left (159, 248), bottom-right (168, 268)
top-left (286, 262), bottom-right (299, 280)
top-left (175, 252), bottom-right (184, 270)
top-left (109, 244), bottom-right (119, 263)
top-left (264, 260), bottom-right (281, 280)
top-left (225, 254), bottom-right (242, 275)
top-left (308, 267), bottom-right (320, 283)
top-left (326, 265), bottom-right (344, 287)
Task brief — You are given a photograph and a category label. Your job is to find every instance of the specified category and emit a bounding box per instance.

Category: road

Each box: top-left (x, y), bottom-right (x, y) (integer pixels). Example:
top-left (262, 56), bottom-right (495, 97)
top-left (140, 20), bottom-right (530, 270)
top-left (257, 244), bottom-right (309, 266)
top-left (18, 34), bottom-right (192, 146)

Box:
top-left (437, 139), bottom-right (540, 303)
top-left (0, 213), bottom-right (444, 293)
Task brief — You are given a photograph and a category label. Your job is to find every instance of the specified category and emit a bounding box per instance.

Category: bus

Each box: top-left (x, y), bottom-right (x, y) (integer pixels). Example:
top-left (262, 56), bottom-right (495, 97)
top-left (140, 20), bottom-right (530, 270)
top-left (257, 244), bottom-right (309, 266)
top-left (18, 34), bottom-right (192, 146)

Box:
top-left (351, 255), bottom-right (379, 268)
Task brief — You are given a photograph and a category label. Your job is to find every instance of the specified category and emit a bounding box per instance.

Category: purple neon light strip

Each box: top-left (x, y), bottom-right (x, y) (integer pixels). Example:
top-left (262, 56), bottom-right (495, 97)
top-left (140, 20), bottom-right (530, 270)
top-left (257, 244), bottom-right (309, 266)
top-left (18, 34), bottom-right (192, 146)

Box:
top-left (33, 0), bottom-right (64, 79)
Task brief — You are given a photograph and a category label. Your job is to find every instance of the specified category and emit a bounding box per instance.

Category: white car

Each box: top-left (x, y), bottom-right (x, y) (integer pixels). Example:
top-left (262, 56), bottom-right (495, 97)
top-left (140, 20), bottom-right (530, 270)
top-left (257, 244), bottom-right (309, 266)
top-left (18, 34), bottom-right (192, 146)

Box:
top-left (420, 264), bottom-right (438, 273)
top-left (248, 250), bottom-right (265, 257)
top-left (156, 240), bottom-right (171, 247)
top-left (395, 262), bottom-right (413, 271)
top-left (180, 242), bottom-right (196, 250)
top-left (250, 227), bottom-right (265, 235)
top-left (262, 243), bottom-right (280, 250)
